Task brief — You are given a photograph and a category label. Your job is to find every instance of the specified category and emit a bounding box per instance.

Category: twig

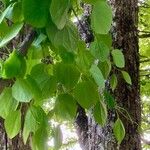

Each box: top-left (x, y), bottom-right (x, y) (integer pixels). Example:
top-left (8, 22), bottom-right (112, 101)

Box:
top-left (71, 7), bottom-right (88, 35)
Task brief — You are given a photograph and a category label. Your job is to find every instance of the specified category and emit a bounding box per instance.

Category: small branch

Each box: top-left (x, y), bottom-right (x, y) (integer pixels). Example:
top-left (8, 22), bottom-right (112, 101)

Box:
top-left (18, 28), bottom-right (37, 56)
top-left (139, 30), bottom-right (150, 34)
top-left (140, 58), bottom-right (150, 63)
top-left (140, 73), bottom-right (150, 77)
top-left (139, 33), bottom-right (150, 38)
top-left (71, 8), bottom-right (88, 36)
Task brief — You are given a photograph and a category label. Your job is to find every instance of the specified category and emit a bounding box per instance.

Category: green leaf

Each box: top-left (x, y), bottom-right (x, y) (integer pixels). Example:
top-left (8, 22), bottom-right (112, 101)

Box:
top-left (0, 88), bottom-right (18, 119)
top-left (22, 0), bottom-right (50, 27)
top-left (110, 74), bottom-right (118, 91)
top-left (46, 21), bottom-right (58, 44)
top-left (73, 81), bottom-right (99, 109)
top-left (90, 40), bottom-right (110, 62)
top-left (111, 49), bottom-right (125, 68)
top-left (104, 91), bottom-right (116, 109)
top-left (55, 23), bottom-right (78, 51)
top-left (0, 23), bottom-right (23, 48)
top-left (50, 0), bottom-right (70, 29)
top-left (4, 110), bottom-right (21, 139)
top-left (32, 127), bottom-right (48, 150)
top-left (54, 125), bottom-right (63, 150)
top-left (26, 75), bottom-right (42, 100)
top-left (0, 5), bottom-right (11, 24)
top-left (55, 94), bottom-right (77, 120)
top-left (113, 118), bottom-right (125, 144)
top-left (23, 107), bottom-right (39, 144)
top-left (54, 63), bottom-right (80, 90)
top-left (93, 101), bottom-right (107, 126)
top-left (121, 71), bottom-right (132, 85)
top-left (90, 64), bottom-right (105, 89)
top-left (91, 1), bottom-right (112, 34)
top-left (6, 2), bottom-right (24, 23)
top-left (41, 76), bottom-right (57, 99)
top-left (96, 34), bottom-right (112, 49)
top-left (76, 42), bottom-right (94, 73)
top-left (2, 50), bottom-right (25, 79)
top-left (98, 60), bottom-right (111, 79)
top-left (30, 63), bottom-right (50, 85)
top-left (82, 0), bottom-right (97, 4)
top-left (12, 79), bottom-right (33, 102)
top-left (0, 21), bottom-right (9, 38)
top-left (59, 48), bottom-right (75, 64)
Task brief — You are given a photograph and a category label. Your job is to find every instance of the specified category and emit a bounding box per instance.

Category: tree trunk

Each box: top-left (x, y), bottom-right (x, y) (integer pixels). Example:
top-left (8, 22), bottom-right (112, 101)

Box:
top-left (111, 0), bottom-right (141, 149)
top-left (76, 0), bottom-right (141, 149)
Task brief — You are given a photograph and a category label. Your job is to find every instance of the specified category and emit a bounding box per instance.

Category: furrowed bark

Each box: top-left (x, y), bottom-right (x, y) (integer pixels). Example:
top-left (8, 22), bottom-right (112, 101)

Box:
top-left (111, 0), bottom-right (141, 149)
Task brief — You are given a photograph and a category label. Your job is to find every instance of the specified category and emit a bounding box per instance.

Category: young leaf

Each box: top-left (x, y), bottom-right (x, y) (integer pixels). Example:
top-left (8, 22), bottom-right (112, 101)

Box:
top-left (91, 1), bottom-right (112, 34)
top-left (111, 49), bottom-right (125, 68)
top-left (90, 64), bottom-right (105, 89)
top-left (121, 71), bottom-right (132, 85)
top-left (50, 0), bottom-right (70, 29)
top-left (113, 118), bottom-right (125, 144)
top-left (4, 110), bottom-right (21, 139)
top-left (55, 94), bottom-right (77, 120)
top-left (73, 81), bottom-right (99, 109)
top-left (12, 79), bottom-right (33, 102)
top-left (0, 88), bottom-right (18, 119)
top-left (22, 0), bottom-right (50, 27)
top-left (110, 74), bottom-right (118, 91)
top-left (54, 125), bottom-right (63, 150)
top-left (0, 23), bottom-right (23, 48)
top-left (93, 101), bottom-right (108, 126)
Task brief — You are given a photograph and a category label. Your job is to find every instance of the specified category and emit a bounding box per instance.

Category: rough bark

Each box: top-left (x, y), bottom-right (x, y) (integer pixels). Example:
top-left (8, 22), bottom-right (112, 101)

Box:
top-left (76, 0), bottom-right (141, 150)
top-left (111, 0), bottom-right (141, 149)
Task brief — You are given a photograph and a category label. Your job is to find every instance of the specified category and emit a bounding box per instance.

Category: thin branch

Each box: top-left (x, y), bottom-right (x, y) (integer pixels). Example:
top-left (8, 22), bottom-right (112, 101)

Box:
top-left (140, 73), bottom-right (150, 77)
top-left (139, 33), bottom-right (150, 38)
top-left (139, 30), bottom-right (150, 34)
top-left (71, 7), bottom-right (88, 36)
top-left (18, 28), bottom-right (37, 56)
top-left (140, 58), bottom-right (150, 63)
